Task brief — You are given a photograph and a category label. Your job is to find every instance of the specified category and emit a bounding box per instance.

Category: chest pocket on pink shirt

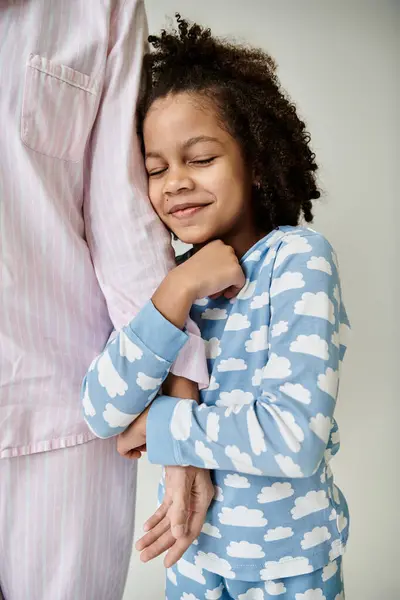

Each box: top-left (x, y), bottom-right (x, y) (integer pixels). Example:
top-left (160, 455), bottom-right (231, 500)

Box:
top-left (21, 54), bottom-right (100, 162)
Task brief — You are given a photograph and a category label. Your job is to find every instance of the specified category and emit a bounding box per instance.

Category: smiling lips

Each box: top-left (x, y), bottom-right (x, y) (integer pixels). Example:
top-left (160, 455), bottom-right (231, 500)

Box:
top-left (168, 202), bottom-right (211, 219)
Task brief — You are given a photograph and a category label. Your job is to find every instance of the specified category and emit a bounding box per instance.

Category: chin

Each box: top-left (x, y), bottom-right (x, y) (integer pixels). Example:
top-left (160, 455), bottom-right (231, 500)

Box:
top-left (175, 227), bottom-right (214, 247)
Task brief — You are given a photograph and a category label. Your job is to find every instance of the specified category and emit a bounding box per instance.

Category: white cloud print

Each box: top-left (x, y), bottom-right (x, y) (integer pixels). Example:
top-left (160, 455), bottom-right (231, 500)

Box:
top-left (247, 406), bottom-right (267, 455)
top-left (263, 404), bottom-right (304, 453)
top-left (261, 248), bottom-right (277, 270)
top-left (265, 581), bottom-right (286, 596)
top-left (238, 589), bottom-right (264, 600)
top-left (170, 399), bottom-right (192, 441)
top-left (97, 351), bottom-right (128, 398)
top-left (217, 358), bottom-right (248, 373)
top-left (166, 567), bottom-right (177, 586)
top-left (251, 292), bottom-right (269, 310)
top-left (218, 505), bottom-right (268, 527)
top-left (260, 556), bottom-right (313, 580)
top-left (136, 372), bottom-right (162, 391)
top-left (257, 482), bottom-right (294, 504)
top-left (294, 292), bottom-right (335, 324)
top-left (224, 474), bottom-right (250, 488)
top-left (205, 584), bottom-right (224, 600)
top-left (227, 541), bottom-right (265, 559)
top-left (195, 552), bottom-right (235, 580)
top-left (205, 337), bottom-right (222, 359)
top-left (279, 382), bottom-right (311, 404)
top-left (263, 353), bottom-right (292, 379)
top-left (274, 235), bottom-right (312, 268)
top-left (290, 335), bottom-right (329, 360)
top-left (214, 486), bottom-right (224, 502)
top-left (194, 297), bottom-right (209, 306)
top-left (216, 389), bottom-right (254, 416)
top-left (235, 279), bottom-right (257, 301)
top-left (205, 376), bottom-right (220, 392)
top-left (119, 332), bottom-right (143, 362)
top-left (322, 559), bottom-right (338, 582)
top-left (270, 272), bottom-right (305, 297)
top-left (275, 454), bottom-right (303, 477)
top-left (201, 523), bottom-right (222, 538)
top-left (201, 308), bottom-right (228, 320)
top-left (271, 320), bottom-right (289, 338)
top-left (296, 590), bottom-right (326, 600)
top-left (181, 594), bottom-right (200, 600)
top-left (225, 445), bottom-right (262, 475)
top-left (103, 403), bottom-right (137, 429)
top-left (291, 490), bottom-right (329, 520)
top-left (245, 250), bottom-right (261, 262)
top-left (264, 527), bottom-right (294, 542)
top-left (307, 256), bottom-right (332, 275)
top-left (329, 539), bottom-right (343, 562)
top-left (177, 557), bottom-right (205, 585)
top-left (310, 413), bottom-right (332, 444)
top-left (82, 383), bottom-right (96, 417)
top-left (195, 441), bottom-right (219, 468)
top-left (245, 326), bottom-right (269, 353)
top-left (301, 526), bottom-right (331, 550)
top-left (318, 367), bottom-right (339, 398)
top-left (252, 368), bottom-right (263, 387)
top-left (206, 413), bottom-right (220, 442)
top-left (226, 313), bottom-right (251, 331)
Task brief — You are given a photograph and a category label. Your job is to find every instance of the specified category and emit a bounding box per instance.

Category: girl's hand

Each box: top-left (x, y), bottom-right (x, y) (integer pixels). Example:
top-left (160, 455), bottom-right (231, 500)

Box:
top-left (178, 240), bottom-right (246, 300)
top-left (152, 240), bottom-right (245, 330)
top-left (117, 406), bottom-right (149, 459)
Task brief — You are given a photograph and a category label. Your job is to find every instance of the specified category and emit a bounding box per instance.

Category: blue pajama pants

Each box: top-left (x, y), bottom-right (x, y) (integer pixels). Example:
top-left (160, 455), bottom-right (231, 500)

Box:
top-left (166, 557), bottom-right (344, 599)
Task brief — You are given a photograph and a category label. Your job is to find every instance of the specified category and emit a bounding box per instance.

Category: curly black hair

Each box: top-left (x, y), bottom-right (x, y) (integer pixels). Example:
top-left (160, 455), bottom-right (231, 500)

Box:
top-left (138, 14), bottom-right (320, 231)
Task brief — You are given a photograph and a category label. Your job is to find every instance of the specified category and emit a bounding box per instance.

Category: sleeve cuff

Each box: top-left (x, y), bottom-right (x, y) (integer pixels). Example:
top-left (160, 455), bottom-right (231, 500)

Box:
top-left (146, 395), bottom-right (184, 466)
top-left (170, 318), bottom-right (209, 389)
top-left (127, 300), bottom-right (188, 364)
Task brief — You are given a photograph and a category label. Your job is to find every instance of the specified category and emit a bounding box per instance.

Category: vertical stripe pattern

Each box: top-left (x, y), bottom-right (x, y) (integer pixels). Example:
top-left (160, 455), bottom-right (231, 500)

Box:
top-left (0, 0), bottom-right (208, 458)
top-left (0, 438), bottom-right (137, 600)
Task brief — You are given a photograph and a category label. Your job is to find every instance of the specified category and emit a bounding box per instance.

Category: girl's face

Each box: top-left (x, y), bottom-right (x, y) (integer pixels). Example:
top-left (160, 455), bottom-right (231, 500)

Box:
top-left (143, 92), bottom-right (258, 252)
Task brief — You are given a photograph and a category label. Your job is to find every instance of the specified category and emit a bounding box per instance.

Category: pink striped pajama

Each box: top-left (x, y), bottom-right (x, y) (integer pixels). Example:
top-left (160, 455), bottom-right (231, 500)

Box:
top-left (0, 0), bottom-right (207, 597)
top-left (0, 439), bottom-right (137, 600)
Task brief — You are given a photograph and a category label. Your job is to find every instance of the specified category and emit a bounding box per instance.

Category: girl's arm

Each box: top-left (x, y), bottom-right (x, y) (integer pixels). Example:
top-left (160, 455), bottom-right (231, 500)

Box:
top-left (82, 241), bottom-right (245, 438)
top-left (146, 232), bottom-right (350, 477)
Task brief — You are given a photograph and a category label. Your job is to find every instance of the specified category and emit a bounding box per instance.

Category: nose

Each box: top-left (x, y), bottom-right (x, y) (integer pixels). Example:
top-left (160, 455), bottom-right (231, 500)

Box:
top-left (163, 165), bottom-right (195, 196)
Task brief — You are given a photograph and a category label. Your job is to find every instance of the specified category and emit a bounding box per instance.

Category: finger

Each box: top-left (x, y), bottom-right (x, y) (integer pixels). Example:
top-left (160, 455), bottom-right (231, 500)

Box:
top-left (140, 530), bottom-right (176, 563)
top-left (169, 490), bottom-right (191, 539)
top-left (186, 508), bottom-right (207, 544)
top-left (164, 534), bottom-right (196, 568)
top-left (136, 515), bottom-right (170, 551)
top-left (120, 449), bottom-right (142, 460)
top-left (209, 292), bottom-right (223, 300)
top-left (143, 501), bottom-right (170, 532)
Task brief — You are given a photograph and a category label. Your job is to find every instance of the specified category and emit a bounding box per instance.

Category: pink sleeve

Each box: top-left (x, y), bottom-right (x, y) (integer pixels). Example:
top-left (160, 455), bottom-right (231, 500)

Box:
top-left (83, 0), bottom-right (208, 388)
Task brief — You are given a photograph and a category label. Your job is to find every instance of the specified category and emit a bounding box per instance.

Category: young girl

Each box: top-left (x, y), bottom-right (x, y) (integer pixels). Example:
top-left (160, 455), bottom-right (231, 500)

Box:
top-left (82, 15), bottom-right (350, 599)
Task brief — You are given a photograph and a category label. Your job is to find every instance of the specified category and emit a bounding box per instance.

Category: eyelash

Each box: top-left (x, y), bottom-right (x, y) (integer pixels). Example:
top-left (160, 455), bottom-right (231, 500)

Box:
top-left (148, 157), bottom-right (217, 177)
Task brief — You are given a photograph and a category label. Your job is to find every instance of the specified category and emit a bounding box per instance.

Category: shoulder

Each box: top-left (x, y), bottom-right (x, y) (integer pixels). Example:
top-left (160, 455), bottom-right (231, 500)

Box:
top-left (268, 227), bottom-right (337, 272)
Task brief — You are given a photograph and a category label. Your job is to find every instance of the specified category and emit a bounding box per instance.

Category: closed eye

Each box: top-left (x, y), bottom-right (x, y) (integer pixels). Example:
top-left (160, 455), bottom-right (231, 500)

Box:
top-left (191, 157), bottom-right (217, 166)
top-left (148, 167), bottom-right (167, 177)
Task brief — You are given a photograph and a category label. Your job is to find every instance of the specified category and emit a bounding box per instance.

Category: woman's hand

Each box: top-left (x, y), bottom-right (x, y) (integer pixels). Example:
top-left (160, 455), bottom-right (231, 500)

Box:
top-left (136, 467), bottom-right (215, 568)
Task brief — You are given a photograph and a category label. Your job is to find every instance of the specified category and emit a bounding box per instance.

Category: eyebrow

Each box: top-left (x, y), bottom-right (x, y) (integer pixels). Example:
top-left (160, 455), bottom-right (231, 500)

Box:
top-left (145, 136), bottom-right (222, 160)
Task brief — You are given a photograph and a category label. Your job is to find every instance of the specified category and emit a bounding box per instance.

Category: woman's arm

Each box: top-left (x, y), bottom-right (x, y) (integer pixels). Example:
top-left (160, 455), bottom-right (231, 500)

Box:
top-left (145, 232), bottom-right (350, 477)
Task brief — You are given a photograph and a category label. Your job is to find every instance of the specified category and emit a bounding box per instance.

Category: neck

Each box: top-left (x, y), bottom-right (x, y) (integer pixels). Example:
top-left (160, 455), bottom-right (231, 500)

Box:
top-left (222, 223), bottom-right (268, 260)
